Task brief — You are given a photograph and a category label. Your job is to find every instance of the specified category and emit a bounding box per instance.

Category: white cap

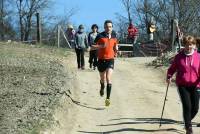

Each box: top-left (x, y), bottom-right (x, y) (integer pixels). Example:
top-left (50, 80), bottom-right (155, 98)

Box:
top-left (67, 24), bottom-right (73, 29)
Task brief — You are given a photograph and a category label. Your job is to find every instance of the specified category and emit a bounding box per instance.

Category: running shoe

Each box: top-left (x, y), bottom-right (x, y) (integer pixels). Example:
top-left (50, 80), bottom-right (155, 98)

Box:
top-left (105, 99), bottom-right (110, 107)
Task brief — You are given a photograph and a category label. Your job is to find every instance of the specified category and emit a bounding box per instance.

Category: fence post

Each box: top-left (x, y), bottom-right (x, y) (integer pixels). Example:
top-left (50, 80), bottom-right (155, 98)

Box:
top-left (36, 12), bottom-right (41, 44)
top-left (60, 26), bottom-right (71, 48)
top-left (57, 25), bottom-right (60, 48)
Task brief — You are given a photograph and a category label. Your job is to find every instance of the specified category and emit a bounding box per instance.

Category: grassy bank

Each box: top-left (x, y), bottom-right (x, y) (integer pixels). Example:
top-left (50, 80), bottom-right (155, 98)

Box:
top-left (0, 42), bottom-right (74, 134)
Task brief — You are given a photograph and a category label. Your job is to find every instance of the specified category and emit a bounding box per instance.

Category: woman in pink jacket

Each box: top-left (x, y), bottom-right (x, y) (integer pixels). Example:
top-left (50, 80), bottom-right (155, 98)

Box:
top-left (167, 35), bottom-right (200, 134)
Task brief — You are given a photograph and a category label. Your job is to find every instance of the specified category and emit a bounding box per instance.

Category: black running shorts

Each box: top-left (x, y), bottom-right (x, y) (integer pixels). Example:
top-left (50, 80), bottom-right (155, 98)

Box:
top-left (97, 59), bottom-right (114, 72)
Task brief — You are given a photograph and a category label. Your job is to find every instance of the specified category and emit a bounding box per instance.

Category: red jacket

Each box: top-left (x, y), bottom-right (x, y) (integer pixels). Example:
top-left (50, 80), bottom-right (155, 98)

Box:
top-left (128, 24), bottom-right (138, 39)
top-left (94, 31), bottom-right (118, 60)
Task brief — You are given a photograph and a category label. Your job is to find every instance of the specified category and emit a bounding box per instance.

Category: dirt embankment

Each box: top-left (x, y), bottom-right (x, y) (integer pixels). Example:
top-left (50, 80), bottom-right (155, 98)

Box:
top-left (0, 42), bottom-right (76, 134)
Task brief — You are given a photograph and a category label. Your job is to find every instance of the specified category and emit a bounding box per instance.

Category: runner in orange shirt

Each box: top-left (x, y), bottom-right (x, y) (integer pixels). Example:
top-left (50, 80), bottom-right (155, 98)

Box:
top-left (91, 20), bottom-right (118, 106)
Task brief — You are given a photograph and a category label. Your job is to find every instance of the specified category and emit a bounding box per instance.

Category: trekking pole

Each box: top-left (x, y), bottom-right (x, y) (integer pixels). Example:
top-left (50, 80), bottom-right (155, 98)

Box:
top-left (159, 82), bottom-right (170, 128)
top-left (197, 89), bottom-right (200, 127)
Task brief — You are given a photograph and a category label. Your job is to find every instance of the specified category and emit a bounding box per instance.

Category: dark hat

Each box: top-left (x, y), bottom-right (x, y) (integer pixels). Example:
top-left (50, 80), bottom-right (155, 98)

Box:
top-left (79, 24), bottom-right (84, 29)
top-left (91, 24), bottom-right (98, 29)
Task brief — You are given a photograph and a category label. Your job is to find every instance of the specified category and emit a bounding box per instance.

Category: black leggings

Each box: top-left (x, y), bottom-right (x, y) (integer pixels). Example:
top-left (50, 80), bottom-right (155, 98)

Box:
top-left (178, 86), bottom-right (199, 128)
top-left (89, 50), bottom-right (98, 67)
top-left (75, 48), bottom-right (85, 68)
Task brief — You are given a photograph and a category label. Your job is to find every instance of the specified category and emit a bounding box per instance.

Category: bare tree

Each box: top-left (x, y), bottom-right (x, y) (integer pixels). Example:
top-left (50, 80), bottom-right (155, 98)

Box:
top-left (40, 7), bottom-right (78, 46)
top-left (121, 0), bottom-right (132, 24)
top-left (0, 0), bottom-right (16, 40)
top-left (115, 13), bottom-right (129, 42)
top-left (134, 0), bottom-right (200, 39)
top-left (118, 0), bottom-right (199, 43)
top-left (15, 0), bottom-right (51, 41)
top-left (16, 0), bottom-right (24, 41)
top-left (0, 0), bottom-right (4, 40)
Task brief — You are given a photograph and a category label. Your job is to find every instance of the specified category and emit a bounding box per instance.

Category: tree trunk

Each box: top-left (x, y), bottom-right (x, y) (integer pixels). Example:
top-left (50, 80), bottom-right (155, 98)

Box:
top-left (0, 0), bottom-right (4, 40)
top-left (20, 16), bottom-right (24, 41)
top-left (127, 0), bottom-right (131, 24)
top-left (144, 0), bottom-right (149, 34)
top-left (24, 15), bottom-right (31, 41)
top-left (19, 0), bottom-right (24, 41)
top-left (36, 12), bottom-right (41, 43)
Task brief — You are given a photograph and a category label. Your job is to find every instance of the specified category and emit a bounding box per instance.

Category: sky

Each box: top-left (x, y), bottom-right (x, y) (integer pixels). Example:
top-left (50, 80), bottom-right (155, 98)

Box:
top-left (52, 0), bottom-right (127, 31)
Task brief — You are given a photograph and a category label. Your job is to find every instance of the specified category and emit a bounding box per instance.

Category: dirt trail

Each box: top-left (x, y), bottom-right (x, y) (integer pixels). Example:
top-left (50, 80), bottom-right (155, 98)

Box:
top-left (67, 56), bottom-right (200, 134)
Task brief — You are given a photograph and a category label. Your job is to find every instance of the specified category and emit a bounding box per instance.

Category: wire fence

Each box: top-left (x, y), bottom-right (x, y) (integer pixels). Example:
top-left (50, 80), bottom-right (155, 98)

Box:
top-left (6, 25), bottom-right (73, 48)
top-left (118, 35), bottom-right (169, 57)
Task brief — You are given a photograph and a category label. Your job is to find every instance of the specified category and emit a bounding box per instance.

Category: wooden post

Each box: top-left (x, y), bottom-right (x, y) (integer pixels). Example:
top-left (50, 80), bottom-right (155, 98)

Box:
top-left (171, 0), bottom-right (176, 52)
top-left (171, 19), bottom-right (176, 52)
top-left (60, 26), bottom-right (71, 48)
top-left (57, 25), bottom-right (60, 48)
top-left (36, 12), bottom-right (41, 44)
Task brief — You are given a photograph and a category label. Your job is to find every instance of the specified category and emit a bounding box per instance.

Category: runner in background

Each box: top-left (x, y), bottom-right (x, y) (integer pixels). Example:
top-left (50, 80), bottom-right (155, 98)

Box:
top-left (74, 24), bottom-right (88, 70)
top-left (127, 19), bottom-right (138, 56)
top-left (127, 19), bottom-right (138, 45)
top-left (66, 24), bottom-right (76, 48)
top-left (88, 24), bottom-right (99, 70)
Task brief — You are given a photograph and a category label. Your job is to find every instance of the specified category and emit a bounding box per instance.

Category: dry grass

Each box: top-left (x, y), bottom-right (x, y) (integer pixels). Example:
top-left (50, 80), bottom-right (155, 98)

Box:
top-left (0, 42), bottom-right (74, 134)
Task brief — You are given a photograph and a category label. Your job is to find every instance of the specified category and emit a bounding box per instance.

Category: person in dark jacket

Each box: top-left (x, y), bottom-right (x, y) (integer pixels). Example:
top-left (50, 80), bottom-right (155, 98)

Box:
top-left (196, 37), bottom-right (200, 53)
top-left (75, 24), bottom-right (88, 70)
top-left (88, 24), bottom-right (99, 70)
